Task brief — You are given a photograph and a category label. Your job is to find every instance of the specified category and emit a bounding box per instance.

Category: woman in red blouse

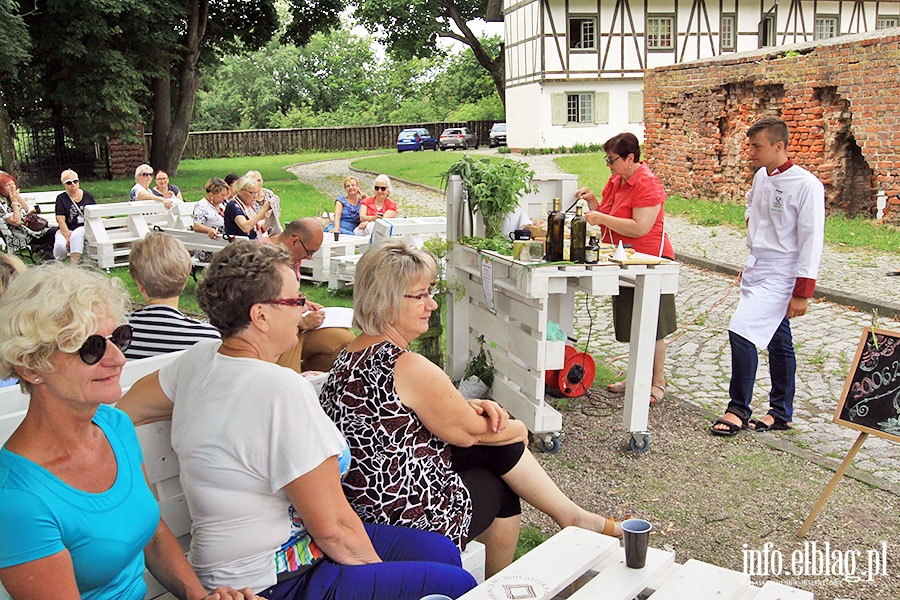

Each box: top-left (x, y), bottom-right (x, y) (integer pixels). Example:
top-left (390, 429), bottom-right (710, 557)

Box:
top-left (576, 132), bottom-right (676, 406)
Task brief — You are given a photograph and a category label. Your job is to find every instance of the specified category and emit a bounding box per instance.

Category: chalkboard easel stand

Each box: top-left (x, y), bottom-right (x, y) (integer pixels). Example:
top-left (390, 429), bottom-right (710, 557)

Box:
top-left (797, 431), bottom-right (868, 537)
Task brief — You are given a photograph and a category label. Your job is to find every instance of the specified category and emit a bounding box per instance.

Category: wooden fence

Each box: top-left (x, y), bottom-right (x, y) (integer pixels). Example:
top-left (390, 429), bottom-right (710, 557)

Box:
top-left (146, 121), bottom-right (497, 160)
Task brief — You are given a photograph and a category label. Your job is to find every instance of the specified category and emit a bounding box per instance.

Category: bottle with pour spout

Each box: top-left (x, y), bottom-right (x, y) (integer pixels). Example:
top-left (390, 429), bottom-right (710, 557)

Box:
top-left (570, 201), bottom-right (586, 263)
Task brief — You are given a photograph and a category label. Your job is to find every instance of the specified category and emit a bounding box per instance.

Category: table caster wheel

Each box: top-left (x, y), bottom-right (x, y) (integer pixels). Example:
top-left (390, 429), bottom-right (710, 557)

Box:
top-left (540, 433), bottom-right (561, 454)
top-left (629, 433), bottom-right (650, 453)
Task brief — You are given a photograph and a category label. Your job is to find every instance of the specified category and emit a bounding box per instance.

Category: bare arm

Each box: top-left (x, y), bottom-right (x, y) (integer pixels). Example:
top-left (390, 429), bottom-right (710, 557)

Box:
top-left (0, 551), bottom-right (82, 600)
top-left (585, 204), bottom-right (661, 239)
top-left (117, 371), bottom-right (174, 426)
top-left (144, 519), bottom-right (258, 600)
top-left (333, 200), bottom-right (344, 229)
top-left (358, 204), bottom-right (376, 223)
top-left (284, 456), bottom-right (381, 565)
top-left (395, 352), bottom-right (529, 447)
top-left (381, 207), bottom-right (398, 219)
top-left (56, 215), bottom-right (71, 239)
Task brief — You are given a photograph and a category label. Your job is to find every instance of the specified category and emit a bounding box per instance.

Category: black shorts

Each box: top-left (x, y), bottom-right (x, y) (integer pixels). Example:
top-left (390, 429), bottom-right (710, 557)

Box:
top-left (452, 442), bottom-right (525, 540)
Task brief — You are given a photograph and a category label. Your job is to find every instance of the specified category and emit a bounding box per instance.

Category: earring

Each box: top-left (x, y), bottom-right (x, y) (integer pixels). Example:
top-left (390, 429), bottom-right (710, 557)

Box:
top-left (34, 377), bottom-right (41, 383)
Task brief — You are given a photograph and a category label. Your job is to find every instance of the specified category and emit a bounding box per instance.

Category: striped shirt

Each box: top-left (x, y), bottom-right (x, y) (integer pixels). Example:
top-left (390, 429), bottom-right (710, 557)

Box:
top-left (125, 305), bottom-right (220, 360)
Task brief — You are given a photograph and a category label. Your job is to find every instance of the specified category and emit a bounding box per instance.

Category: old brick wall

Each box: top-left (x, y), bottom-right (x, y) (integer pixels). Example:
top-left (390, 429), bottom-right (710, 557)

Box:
top-left (108, 127), bottom-right (147, 180)
top-left (644, 29), bottom-right (900, 221)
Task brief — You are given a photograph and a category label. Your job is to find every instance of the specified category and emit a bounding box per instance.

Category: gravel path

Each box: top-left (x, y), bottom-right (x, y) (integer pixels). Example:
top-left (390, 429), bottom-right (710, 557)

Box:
top-left (288, 151), bottom-right (900, 599)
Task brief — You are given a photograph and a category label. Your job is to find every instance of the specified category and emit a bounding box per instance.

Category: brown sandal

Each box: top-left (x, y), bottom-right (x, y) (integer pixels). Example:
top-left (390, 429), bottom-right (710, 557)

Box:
top-left (650, 383), bottom-right (666, 405)
top-left (602, 517), bottom-right (623, 537)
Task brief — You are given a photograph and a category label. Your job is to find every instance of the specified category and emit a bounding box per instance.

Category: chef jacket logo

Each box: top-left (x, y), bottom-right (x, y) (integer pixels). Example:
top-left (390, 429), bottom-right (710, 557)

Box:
top-left (771, 189), bottom-right (784, 213)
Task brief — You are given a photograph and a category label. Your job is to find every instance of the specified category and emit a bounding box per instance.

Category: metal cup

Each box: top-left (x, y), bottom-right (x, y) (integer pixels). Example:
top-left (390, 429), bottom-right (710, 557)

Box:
top-left (622, 518), bottom-right (652, 568)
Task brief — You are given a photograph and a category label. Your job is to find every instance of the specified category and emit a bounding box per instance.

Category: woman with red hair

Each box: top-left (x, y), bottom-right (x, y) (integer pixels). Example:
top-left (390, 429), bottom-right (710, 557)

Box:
top-left (0, 173), bottom-right (54, 259)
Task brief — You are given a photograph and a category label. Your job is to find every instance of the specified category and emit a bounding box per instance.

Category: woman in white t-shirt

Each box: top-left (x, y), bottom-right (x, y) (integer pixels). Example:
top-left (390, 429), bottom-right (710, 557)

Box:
top-left (118, 241), bottom-right (475, 600)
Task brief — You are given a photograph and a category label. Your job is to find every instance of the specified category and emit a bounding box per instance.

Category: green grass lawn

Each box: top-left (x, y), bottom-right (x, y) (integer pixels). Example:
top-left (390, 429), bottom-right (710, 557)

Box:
top-left (352, 150), bottom-right (526, 190)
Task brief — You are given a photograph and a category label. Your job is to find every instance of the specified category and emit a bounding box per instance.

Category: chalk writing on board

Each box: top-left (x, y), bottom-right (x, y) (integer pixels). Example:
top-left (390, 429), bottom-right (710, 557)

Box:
top-left (834, 328), bottom-right (900, 442)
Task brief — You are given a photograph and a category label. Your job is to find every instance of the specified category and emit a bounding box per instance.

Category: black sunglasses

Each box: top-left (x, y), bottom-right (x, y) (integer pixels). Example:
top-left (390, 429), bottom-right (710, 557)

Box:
top-left (374, 186), bottom-right (388, 191)
top-left (78, 324), bottom-right (133, 365)
top-left (64, 179), bottom-right (79, 185)
top-left (260, 296), bottom-right (307, 308)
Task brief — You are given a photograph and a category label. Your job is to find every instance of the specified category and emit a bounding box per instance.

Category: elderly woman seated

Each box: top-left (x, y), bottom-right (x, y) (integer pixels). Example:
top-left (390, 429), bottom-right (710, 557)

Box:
top-left (0, 264), bottom-right (256, 599)
top-left (319, 239), bottom-right (624, 577)
top-left (224, 176), bottom-right (270, 240)
top-left (117, 241), bottom-right (476, 600)
top-left (356, 174), bottom-right (398, 235)
top-left (126, 232), bottom-right (220, 359)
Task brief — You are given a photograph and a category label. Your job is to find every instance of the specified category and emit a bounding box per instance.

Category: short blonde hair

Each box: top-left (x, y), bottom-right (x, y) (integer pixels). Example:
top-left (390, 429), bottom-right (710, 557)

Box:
top-left (0, 264), bottom-right (130, 390)
top-left (245, 170), bottom-right (263, 182)
top-left (129, 232), bottom-right (192, 298)
top-left (233, 175), bottom-right (260, 196)
top-left (343, 176), bottom-right (359, 188)
top-left (0, 254), bottom-right (27, 297)
top-left (134, 163), bottom-right (153, 182)
top-left (353, 239), bottom-right (435, 335)
top-left (59, 169), bottom-right (78, 184)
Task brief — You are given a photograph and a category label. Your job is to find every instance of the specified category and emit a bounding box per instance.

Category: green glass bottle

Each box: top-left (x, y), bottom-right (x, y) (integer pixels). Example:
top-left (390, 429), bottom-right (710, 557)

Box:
top-left (546, 197), bottom-right (565, 262)
top-left (570, 203), bottom-right (586, 263)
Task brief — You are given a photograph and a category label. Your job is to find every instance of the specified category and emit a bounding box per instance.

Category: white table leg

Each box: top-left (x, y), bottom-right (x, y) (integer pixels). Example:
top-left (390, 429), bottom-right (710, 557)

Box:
top-left (622, 271), bottom-right (662, 446)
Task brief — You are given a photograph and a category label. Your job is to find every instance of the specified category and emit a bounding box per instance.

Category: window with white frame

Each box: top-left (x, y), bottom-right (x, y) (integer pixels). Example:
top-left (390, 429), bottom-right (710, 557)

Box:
top-left (567, 93), bottom-right (594, 123)
top-left (569, 16), bottom-right (597, 50)
top-left (814, 15), bottom-right (839, 39)
top-left (721, 14), bottom-right (736, 51)
top-left (647, 15), bottom-right (675, 50)
top-left (877, 15), bottom-right (899, 29)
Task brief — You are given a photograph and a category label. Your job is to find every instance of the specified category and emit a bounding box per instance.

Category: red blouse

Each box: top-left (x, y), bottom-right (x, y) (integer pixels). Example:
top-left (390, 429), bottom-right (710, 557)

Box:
top-left (598, 163), bottom-right (673, 258)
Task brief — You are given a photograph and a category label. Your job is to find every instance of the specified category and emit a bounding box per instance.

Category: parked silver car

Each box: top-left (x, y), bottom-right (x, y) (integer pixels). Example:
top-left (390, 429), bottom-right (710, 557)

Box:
top-left (489, 122), bottom-right (507, 147)
top-left (439, 127), bottom-right (479, 150)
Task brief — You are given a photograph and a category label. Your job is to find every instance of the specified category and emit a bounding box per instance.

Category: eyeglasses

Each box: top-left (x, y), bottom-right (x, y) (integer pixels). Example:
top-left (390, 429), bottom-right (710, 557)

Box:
top-left (374, 186), bottom-right (388, 191)
top-left (78, 324), bottom-right (133, 365)
top-left (64, 179), bottom-right (79, 185)
top-left (404, 282), bottom-right (438, 303)
top-left (605, 155), bottom-right (622, 165)
top-left (140, 172), bottom-right (152, 177)
top-left (240, 188), bottom-right (260, 196)
top-left (295, 236), bottom-right (316, 258)
top-left (260, 296), bottom-right (307, 308)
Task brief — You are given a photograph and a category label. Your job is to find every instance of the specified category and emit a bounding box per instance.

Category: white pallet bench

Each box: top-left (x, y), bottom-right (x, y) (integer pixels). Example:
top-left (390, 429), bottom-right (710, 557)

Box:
top-left (300, 234), bottom-right (371, 285)
top-left (0, 353), bottom-right (485, 600)
top-left (82, 201), bottom-right (171, 269)
top-left (21, 190), bottom-right (64, 218)
top-left (326, 217), bottom-right (448, 291)
top-left (460, 527), bottom-right (814, 600)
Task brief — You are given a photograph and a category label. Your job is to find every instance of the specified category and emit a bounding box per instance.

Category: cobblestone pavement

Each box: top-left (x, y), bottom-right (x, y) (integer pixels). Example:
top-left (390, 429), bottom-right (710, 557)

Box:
top-left (288, 151), bottom-right (900, 492)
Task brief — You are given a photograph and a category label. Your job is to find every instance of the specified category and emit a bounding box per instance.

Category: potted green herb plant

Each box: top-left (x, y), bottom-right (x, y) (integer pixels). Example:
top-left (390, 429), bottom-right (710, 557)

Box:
top-left (445, 155), bottom-right (535, 239)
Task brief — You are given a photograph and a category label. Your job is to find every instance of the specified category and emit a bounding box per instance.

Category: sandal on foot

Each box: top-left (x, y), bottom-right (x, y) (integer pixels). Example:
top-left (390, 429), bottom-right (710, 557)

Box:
top-left (650, 383), bottom-right (666, 406)
top-left (602, 517), bottom-right (622, 537)
top-left (607, 380), bottom-right (626, 394)
top-left (749, 416), bottom-right (792, 431)
top-left (710, 411), bottom-right (748, 437)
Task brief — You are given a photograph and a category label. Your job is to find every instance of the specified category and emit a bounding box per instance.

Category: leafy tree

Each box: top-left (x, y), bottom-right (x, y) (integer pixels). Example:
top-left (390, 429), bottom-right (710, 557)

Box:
top-left (0, 0), bottom-right (33, 174)
top-left (352, 0), bottom-right (506, 106)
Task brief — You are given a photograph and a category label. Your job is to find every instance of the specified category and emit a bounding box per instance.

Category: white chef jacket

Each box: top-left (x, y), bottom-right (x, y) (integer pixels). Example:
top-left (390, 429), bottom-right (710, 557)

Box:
top-left (729, 162), bottom-right (825, 348)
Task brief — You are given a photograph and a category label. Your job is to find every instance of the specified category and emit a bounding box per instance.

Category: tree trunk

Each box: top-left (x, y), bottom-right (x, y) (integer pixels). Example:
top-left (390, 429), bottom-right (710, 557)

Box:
top-left (149, 0), bottom-right (208, 176)
top-left (442, 0), bottom-right (506, 108)
top-left (0, 94), bottom-right (20, 176)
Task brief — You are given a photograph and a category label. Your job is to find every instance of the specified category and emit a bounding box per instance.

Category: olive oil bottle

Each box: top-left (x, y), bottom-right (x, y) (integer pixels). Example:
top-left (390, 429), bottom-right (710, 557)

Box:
top-left (570, 203), bottom-right (586, 263)
top-left (546, 197), bottom-right (565, 262)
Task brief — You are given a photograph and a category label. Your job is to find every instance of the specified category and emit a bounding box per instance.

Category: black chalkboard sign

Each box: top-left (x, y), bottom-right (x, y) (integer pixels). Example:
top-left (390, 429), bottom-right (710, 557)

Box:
top-left (833, 327), bottom-right (900, 443)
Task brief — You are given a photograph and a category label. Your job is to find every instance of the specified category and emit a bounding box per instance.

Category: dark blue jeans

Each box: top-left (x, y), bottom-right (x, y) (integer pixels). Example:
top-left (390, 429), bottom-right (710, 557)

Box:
top-left (260, 523), bottom-right (476, 600)
top-left (728, 317), bottom-right (796, 423)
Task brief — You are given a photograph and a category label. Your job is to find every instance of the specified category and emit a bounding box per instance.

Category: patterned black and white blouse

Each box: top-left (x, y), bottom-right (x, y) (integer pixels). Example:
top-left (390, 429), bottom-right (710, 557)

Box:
top-left (320, 341), bottom-right (473, 548)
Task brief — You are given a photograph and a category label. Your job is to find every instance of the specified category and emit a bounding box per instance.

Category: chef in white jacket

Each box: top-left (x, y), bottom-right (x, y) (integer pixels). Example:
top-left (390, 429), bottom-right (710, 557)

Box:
top-left (711, 116), bottom-right (825, 436)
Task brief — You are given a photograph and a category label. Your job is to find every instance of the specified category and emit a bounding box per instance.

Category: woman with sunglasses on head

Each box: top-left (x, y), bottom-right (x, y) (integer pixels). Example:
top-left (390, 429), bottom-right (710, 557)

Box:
top-left (320, 239), bottom-right (623, 579)
top-left (574, 132), bottom-right (676, 407)
top-left (53, 169), bottom-right (96, 265)
top-left (0, 264), bottom-right (257, 600)
top-left (117, 241), bottom-right (476, 600)
top-left (357, 174), bottom-right (398, 235)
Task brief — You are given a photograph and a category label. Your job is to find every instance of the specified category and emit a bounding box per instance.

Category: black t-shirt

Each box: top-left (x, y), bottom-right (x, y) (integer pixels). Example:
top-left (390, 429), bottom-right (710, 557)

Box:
top-left (55, 191), bottom-right (96, 231)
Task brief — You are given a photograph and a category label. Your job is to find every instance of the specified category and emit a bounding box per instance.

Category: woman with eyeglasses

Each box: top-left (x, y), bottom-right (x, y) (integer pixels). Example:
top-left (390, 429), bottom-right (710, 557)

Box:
top-left (224, 176), bottom-right (270, 240)
top-left (117, 241), bottom-right (476, 600)
top-left (245, 170), bottom-right (282, 236)
top-left (319, 239), bottom-right (623, 579)
top-left (574, 132), bottom-right (676, 407)
top-left (357, 174), bottom-right (398, 235)
top-left (53, 169), bottom-right (96, 265)
top-left (0, 172), bottom-right (56, 260)
top-left (130, 164), bottom-right (173, 209)
top-left (0, 264), bottom-right (257, 600)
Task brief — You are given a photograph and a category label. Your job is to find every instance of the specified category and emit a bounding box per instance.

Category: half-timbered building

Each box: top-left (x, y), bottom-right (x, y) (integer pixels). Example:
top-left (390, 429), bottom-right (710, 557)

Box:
top-left (503, 0), bottom-right (900, 148)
